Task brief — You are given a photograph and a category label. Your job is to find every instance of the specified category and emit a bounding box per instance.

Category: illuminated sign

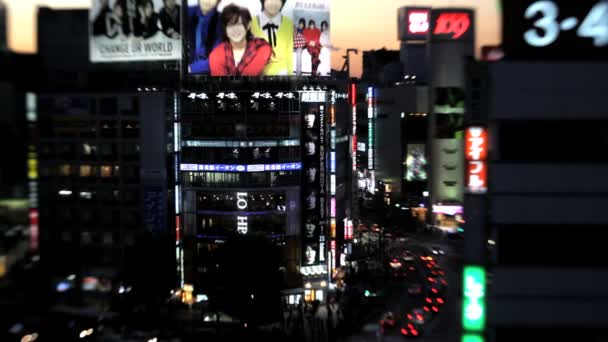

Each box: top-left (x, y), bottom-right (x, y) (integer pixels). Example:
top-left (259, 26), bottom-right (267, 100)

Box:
top-left (409, 10), bottom-right (430, 34)
top-left (462, 334), bottom-right (485, 342)
top-left (351, 83), bottom-right (357, 171)
top-left (431, 9), bottom-right (474, 41)
top-left (302, 91), bottom-right (327, 103)
top-left (180, 163), bottom-right (302, 172)
top-left (465, 127), bottom-right (488, 194)
top-left (502, 0), bottom-right (608, 60)
top-left (398, 7), bottom-right (431, 40)
top-left (236, 192), bottom-right (248, 234)
top-left (462, 266), bottom-right (486, 332)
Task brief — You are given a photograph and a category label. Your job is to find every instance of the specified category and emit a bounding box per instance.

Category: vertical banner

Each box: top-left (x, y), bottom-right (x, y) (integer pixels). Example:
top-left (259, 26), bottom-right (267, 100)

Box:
top-left (301, 91), bottom-right (327, 267)
top-left (185, 0), bottom-right (331, 76)
top-left (89, 0), bottom-right (182, 62)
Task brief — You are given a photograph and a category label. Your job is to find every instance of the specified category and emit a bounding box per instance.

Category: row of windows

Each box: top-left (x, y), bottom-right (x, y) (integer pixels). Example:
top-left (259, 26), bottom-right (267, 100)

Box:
top-left (181, 96), bottom-right (301, 115)
top-left (38, 118), bottom-right (140, 139)
top-left (181, 118), bottom-right (299, 139)
top-left (194, 214), bottom-right (286, 236)
top-left (182, 171), bottom-right (300, 188)
top-left (41, 163), bottom-right (140, 181)
top-left (189, 191), bottom-right (287, 212)
top-left (49, 187), bottom-right (141, 205)
top-left (38, 96), bottom-right (140, 117)
top-left (41, 208), bottom-right (141, 228)
top-left (39, 142), bottom-right (140, 160)
top-left (180, 146), bottom-right (300, 164)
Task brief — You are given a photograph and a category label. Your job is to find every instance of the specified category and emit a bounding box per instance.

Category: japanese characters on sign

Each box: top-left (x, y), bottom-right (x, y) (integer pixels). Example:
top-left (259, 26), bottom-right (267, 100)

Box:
top-left (465, 127), bottom-right (488, 194)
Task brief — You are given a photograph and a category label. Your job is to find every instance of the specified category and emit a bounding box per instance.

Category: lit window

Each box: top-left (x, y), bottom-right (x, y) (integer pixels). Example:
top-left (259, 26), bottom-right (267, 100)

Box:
top-left (101, 165), bottom-right (112, 178)
top-left (59, 164), bottom-right (71, 176)
top-left (80, 165), bottom-right (92, 177)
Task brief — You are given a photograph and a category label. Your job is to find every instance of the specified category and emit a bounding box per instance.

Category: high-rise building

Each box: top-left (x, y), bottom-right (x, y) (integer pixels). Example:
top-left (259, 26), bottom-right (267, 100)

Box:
top-left (464, 1), bottom-right (608, 340)
top-left (0, 1), bottom-right (6, 51)
top-left (175, 81), bottom-right (354, 308)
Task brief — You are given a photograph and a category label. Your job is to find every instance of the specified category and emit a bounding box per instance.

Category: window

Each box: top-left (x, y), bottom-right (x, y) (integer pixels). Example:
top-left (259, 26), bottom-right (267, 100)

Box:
top-left (99, 143), bottom-right (116, 159)
top-left (59, 164), bottom-right (72, 176)
top-left (101, 165), bottom-right (112, 178)
top-left (99, 97), bottom-right (118, 116)
top-left (80, 165), bottom-right (94, 177)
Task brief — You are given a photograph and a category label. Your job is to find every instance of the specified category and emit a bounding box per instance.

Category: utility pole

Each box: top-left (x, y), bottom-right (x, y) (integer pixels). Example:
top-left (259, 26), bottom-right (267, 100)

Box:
top-left (340, 49), bottom-right (359, 78)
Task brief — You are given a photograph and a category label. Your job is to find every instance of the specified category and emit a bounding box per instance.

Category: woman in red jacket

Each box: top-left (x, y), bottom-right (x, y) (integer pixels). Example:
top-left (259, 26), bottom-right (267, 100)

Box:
top-left (209, 4), bottom-right (272, 77)
top-left (303, 19), bottom-right (321, 76)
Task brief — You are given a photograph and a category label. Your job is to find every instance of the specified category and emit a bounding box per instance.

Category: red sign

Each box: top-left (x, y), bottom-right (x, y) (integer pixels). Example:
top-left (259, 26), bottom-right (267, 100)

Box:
top-left (433, 12), bottom-right (471, 39)
top-left (29, 209), bottom-right (39, 251)
top-left (465, 126), bottom-right (488, 193)
top-left (408, 10), bottom-right (430, 35)
top-left (465, 127), bottom-right (488, 161)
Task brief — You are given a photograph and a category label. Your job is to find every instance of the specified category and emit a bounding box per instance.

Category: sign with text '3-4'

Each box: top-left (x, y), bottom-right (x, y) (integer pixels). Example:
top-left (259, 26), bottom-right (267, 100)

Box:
top-left (465, 127), bottom-right (487, 194)
top-left (431, 9), bottom-right (475, 41)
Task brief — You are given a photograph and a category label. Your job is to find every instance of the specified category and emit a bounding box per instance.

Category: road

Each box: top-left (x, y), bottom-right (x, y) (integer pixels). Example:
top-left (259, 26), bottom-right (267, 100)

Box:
top-left (343, 232), bottom-right (464, 342)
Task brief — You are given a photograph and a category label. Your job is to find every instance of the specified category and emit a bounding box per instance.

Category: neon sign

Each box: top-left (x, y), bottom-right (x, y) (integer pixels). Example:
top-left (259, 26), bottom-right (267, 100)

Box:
top-left (236, 192), bottom-right (248, 234)
top-left (409, 10), bottom-right (430, 34)
top-left (462, 266), bottom-right (486, 332)
top-left (180, 163), bottom-right (302, 172)
top-left (465, 127), bottom-right (488, 194)
top-left (433, 11), bottom-right (472, 40)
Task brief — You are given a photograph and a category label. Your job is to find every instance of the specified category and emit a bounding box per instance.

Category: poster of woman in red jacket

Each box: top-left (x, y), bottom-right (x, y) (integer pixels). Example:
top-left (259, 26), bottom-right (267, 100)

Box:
top-left (209, 4), bottom-right (272, 76)
top-left (302, 19), bottom-right (321, 76)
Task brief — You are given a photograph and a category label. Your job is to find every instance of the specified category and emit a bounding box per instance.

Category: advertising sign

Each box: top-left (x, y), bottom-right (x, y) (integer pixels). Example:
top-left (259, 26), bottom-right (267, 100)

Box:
top-left (90, 0), bottom-right (182, 62)
top-left (462, 265), bottom-right (486, 332)
top-left (430, 8), bottom-right (475, 41)
top-left (502, 0), bottom-right (608, 60)
top-left (465, 126), bottom-right (488, 194)
top-left (405, 144), bottom-right (427, 181)
top-left (398, 7), bottom-right (431, 41)
top-left (301, 91), bottom-right (327, 267)
top-left (186, 0), bottom-right (331, 76)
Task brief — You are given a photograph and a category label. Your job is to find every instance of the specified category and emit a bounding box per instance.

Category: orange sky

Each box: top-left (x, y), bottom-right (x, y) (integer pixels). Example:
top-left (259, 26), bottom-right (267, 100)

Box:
top-left (5, 0), bottom-right (501, 77)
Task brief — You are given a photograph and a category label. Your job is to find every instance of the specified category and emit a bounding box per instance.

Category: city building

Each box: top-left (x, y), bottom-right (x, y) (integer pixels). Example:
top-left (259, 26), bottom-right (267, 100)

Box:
top-left (31, 8), bottom-right (177, 303)
top-left (463, 1), bottom-right (608, 340)
top-left (175, 80), bottom-right (354, 307)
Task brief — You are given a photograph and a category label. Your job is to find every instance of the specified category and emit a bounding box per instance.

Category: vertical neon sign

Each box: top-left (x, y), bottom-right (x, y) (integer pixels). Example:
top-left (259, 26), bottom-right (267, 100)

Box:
top-left (26, 93), bottom-right (39, 252)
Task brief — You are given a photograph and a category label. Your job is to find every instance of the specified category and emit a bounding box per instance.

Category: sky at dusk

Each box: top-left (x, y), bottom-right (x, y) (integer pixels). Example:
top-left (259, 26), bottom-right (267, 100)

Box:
top-left (4, 0), bottom-right (502, 77)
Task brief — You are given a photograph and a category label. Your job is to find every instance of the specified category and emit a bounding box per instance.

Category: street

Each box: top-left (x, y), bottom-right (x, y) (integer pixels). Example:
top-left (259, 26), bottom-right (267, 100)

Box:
top-left (343, 232), bottom-right (464, 342)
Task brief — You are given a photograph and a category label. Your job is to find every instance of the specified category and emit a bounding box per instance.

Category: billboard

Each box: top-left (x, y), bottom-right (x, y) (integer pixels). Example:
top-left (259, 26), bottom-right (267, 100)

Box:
top-left (405, 144), bottom-right (427, 181)
top-left (398, 7), bottom-right (431, 41)
top-left (430, 8), bottom-right (475, 41)
top-left (90, 0), bottom-right (183, 62)
top-left (301, 91), bottom-right (327, 267)
top-left (186, 0), bottom-right (331, 76)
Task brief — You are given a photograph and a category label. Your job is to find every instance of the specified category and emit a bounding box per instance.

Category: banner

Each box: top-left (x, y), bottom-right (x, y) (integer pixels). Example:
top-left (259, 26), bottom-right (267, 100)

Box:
top-left (186, 0), bottom-right (331, 76)
top-left (90, 0), bottom-right (182, 62)
top-left (301, 92), bottom-right (327, 267)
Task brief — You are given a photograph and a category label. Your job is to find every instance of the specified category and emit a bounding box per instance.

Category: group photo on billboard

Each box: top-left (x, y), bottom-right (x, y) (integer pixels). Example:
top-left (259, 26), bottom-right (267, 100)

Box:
top-left (186, 0), bottom-right (332, 77)
top-left (90, 0), bottom-right (182, 62)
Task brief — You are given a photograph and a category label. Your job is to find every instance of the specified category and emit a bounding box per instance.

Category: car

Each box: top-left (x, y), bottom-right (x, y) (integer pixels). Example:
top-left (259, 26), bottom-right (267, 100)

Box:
top-left (401, 308), bottom-right (430, 337)
top-left (407, 283), bottom-right (423, 295)
top-left (430, 245), bottom-right (445, 255)
top-left (379, 311), bottom-right (398, 333)
top-left (423, 296), bottom-right (446, 314)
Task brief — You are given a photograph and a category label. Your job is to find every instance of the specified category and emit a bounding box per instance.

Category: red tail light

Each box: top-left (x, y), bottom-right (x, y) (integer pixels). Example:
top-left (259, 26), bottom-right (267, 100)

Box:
top-left (411, 328), bottom-right (419, 336)
top-left (401, 328), bottom-right (408, 335)
top-left (428, 277), bottom-right (435, 283)
top-left (416, 314), bottom-right (423, 321)
top-left (425, 297), bottom-right (432, 303)
top-left (431, 288), bottom-right (438, 294)
top-left (423, 306), bottom-right (430, 312)
top-left (407, 314), bottom-right (413, 320)
top-left (437, 298), bottom-right (444, 304)
top-left (432, 306), bottom-right (439, 312)
top-left (407, 323), bottom-right (414, 329)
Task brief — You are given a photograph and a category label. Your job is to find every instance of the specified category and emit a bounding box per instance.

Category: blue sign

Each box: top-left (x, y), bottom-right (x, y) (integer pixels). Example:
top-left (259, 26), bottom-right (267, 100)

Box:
top-left (180, 163), bottom-right (302, 173)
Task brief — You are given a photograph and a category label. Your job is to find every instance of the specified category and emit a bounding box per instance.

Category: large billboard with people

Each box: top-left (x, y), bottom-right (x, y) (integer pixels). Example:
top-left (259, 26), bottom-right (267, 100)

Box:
top-left (186, 0), bottom-right (332, 76)
top-left (89, 0), bottom-right (183, 62)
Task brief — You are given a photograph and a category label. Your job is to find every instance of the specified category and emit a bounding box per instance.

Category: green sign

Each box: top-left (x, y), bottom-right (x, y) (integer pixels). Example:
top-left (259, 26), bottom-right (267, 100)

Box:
top-left (462, 333), bottom-right (485, 342)
top-left (462, 265), bottom-right (486, 332)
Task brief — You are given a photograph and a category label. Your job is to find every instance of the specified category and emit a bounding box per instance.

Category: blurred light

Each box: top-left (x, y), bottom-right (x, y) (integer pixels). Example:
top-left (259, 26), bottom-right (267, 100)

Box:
top-left (411, 328), bottom-right (419, 336)
top-left (320, 281), bottom-right (327, 287)
top-left (432, 306), bottom-right (439, 312)
top-left (437, 298), bottom-right (445, 304)
top-left (79, 330), bottom-right (87, 339)
top-left (58, 190), bottom-right (72, 196)
top-left (21, 333), bottom-right (38, 342)
top-left (305, 282), bottom-right (312, 289)
top-left (56, 281), bottom-right (71, 292)
top-left (423, 306), bottom-right (430, 312)
top-left (148, 338), bottom-right (157, 342)
top-left (488, 239), bottom-right (496, 245)
top-left (425, 297), bottom-right (432, 303)
top-left (401, 328), bottom-right (408, 335)
top-left (462, 333), bottom-right (485, 342)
